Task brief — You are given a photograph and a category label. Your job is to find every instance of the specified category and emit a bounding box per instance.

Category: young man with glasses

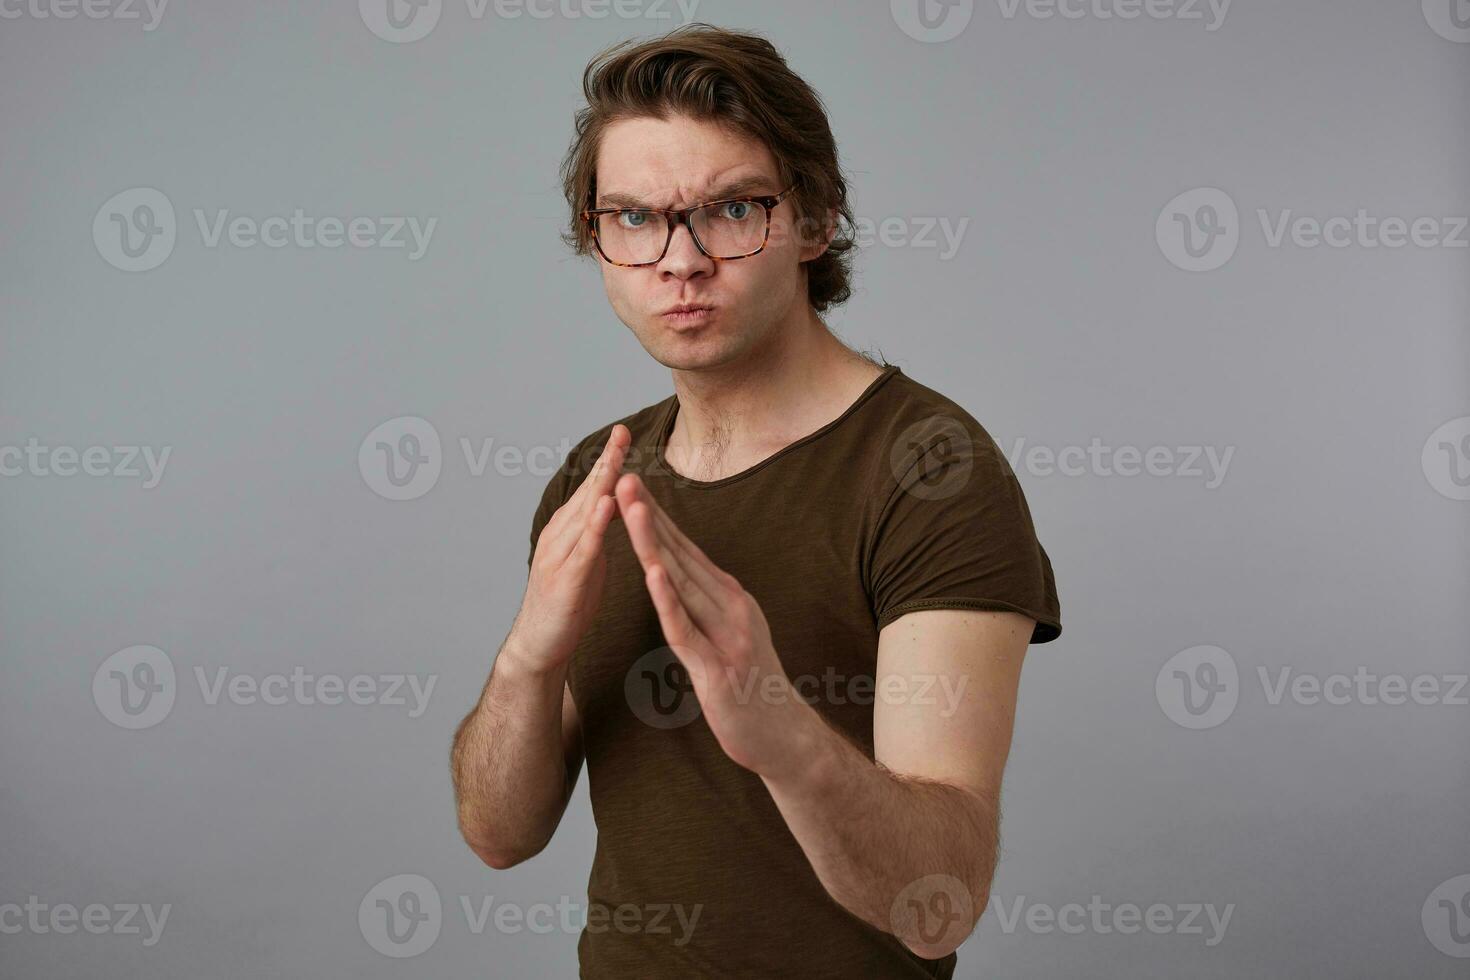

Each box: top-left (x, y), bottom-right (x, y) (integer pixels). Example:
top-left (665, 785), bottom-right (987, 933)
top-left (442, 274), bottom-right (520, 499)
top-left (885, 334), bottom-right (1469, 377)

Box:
top-left (451, 23), bottom-right (1061, 980)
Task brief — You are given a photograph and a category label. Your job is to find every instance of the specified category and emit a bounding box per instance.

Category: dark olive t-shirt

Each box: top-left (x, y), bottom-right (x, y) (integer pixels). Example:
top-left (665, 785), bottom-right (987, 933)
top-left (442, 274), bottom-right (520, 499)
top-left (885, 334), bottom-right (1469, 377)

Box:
top-left (526, 363), bottom-right (1061, 978)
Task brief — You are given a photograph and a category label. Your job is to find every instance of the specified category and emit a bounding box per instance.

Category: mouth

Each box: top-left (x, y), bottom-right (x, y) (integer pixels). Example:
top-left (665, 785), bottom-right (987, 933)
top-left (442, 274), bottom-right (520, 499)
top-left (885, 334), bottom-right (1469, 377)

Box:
top-left (661, 304), bottom-right (715, 328)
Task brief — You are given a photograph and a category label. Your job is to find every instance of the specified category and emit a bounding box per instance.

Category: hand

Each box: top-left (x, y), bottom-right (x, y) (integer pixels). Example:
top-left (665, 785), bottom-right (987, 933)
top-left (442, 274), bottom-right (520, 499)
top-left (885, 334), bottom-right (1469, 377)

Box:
top-left (508, 425), bottom-right (630, 673)
top-left (614, 472), bottom-right (818, 780)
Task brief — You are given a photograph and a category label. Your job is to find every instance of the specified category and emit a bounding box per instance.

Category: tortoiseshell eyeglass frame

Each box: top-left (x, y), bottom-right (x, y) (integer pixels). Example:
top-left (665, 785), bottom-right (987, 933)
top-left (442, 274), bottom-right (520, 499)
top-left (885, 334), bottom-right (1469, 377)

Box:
top-left (579, 185), bottom-right (797, 267)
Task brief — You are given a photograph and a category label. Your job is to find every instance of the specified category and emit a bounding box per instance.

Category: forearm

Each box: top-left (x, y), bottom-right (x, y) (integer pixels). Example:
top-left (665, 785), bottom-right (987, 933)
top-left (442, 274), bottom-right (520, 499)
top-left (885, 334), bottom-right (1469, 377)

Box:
top-left (760, 707), bottom-right (998, 958)
top-left (450, 636), bottom-right (571, 867)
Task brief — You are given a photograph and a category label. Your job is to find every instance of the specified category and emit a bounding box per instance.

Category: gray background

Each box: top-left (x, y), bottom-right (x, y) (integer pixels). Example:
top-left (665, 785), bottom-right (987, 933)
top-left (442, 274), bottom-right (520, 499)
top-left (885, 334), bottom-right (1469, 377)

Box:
top-left (2, 0), bottom-right (1467, 976)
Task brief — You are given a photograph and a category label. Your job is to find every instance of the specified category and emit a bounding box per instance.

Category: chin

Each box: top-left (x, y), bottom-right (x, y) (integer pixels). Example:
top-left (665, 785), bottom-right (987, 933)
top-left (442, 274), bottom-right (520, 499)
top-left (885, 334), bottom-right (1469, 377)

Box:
top-left (649, 337), bottom-right (736, 373)
top-left (653, 349), bottom-right (717, 372)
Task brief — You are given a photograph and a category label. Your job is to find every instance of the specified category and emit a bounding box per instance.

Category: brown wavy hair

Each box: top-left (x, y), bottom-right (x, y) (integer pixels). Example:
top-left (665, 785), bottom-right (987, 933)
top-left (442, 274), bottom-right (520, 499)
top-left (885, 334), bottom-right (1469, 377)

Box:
top-left (558, 23), bottom-right (856, 313)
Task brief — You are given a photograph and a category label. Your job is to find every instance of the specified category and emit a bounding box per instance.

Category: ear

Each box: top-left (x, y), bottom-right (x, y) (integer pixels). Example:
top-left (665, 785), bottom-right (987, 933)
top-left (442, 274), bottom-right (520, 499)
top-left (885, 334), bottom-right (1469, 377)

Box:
top-left (798, 207), bottom-right (839, 263)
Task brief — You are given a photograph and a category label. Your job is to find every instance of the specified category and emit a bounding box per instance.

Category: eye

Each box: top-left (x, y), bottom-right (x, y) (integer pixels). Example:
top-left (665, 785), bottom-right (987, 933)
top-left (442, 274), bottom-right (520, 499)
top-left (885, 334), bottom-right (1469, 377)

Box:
top-left (715, 201), bottom-right (754, 221)
top-left (616, 210), bottom-right (652, 229)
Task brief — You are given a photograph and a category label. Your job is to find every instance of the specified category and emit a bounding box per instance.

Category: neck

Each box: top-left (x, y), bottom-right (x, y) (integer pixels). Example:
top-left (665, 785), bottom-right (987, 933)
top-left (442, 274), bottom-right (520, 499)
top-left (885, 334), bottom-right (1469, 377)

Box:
top-left (664, 305), bottom-right (885, 480)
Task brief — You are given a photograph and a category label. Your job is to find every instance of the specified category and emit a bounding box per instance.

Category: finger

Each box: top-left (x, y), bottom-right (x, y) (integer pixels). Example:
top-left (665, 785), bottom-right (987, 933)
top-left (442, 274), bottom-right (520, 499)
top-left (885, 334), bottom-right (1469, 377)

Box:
top-left (644, 506), bottom-right (732, 616)
top-left (622, 498), bottom-right (725, 633)
top-left (570, 424), bottom-right (629, 523)
top-left (567, 493), bottom-right (617, 568)
top-left (617, 479), bottom-right (726, 614)
top-left (644, 495), bottom-right (735, 595)
top-left (581, 424), bottom-right (630, 510)
top-left (645, 562), bottom-right (709, 659)
top-left (618, 473), bottom-right (732, 601)
top-left (549, 425), bottom-right (628, 559)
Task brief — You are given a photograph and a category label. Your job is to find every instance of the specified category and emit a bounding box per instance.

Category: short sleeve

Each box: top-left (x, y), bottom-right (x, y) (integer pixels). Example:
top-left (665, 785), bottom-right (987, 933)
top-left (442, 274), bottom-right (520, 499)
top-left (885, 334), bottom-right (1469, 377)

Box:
top-left (868, 425), bottom-right (1061, 644)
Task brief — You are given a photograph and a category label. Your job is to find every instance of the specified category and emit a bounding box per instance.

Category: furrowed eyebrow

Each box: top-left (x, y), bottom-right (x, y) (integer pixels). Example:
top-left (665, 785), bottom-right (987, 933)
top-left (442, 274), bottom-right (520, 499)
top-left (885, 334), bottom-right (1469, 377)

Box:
top-left (596, 177), bottom-right (776, 210)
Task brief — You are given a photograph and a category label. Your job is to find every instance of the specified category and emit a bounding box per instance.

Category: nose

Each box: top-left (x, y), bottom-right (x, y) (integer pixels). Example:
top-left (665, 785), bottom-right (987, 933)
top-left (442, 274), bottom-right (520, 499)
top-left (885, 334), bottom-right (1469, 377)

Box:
top-left (657, 217), bottom-right (714, 281)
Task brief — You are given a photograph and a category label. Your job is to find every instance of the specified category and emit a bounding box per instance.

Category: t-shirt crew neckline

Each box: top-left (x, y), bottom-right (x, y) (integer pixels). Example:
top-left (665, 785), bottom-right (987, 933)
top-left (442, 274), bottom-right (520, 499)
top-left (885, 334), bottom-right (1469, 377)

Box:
top-left (653, 364), bottom-right (903, 490)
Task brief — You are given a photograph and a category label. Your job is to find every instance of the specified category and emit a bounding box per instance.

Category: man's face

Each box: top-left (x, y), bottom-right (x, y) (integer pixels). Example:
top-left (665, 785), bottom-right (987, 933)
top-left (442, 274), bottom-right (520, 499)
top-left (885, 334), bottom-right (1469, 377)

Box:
top-left (591, 114), bottom-right (825, 372)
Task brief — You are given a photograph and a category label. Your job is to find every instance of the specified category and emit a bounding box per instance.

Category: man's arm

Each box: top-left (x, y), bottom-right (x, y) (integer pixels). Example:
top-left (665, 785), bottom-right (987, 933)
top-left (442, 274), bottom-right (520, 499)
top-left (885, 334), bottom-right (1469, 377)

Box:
top-left (612, 472), bottom-right (1031, 958)
top-left (760, 608), bottom-right (1031, 959)
top-left (450, 424), bottom-right (629, 869)
top-left (450, 645), bottom-right (584, 869)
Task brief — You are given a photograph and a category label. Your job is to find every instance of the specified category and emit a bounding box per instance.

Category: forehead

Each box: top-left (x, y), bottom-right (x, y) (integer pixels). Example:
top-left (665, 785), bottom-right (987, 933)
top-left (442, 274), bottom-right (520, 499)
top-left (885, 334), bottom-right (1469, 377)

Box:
top-left (594, 115), bottom-right (780, 208)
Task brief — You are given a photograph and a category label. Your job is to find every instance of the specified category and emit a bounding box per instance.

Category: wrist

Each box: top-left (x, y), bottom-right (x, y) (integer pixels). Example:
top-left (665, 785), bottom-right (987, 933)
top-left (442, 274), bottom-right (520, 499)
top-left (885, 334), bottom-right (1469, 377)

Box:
top-left (762, 700), bottom-right (841, 793)
top-left (494, 633), bottom-right (568, 685)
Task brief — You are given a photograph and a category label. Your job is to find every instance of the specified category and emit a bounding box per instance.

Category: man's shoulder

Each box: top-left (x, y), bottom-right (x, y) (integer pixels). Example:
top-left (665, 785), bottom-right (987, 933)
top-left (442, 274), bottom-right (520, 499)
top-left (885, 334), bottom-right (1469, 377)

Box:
top-left (837, 364), bottom-right (1026, 514)
top-left (867, 365), bottom-right (1005, 462)
top-left (882, 366), bottom-right (979, 421)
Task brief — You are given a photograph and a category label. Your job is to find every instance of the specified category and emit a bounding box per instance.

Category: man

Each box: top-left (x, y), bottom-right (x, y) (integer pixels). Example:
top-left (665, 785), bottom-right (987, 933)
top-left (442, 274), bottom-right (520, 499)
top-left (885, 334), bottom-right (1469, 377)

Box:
top-left (451, 24), bottom-right (1061, 979)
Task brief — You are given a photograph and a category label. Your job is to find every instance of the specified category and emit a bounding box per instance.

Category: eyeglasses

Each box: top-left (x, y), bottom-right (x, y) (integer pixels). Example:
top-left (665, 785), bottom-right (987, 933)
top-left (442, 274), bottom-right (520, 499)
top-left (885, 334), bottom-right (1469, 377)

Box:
top-left (580, 185), bottom-right (796, 267)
